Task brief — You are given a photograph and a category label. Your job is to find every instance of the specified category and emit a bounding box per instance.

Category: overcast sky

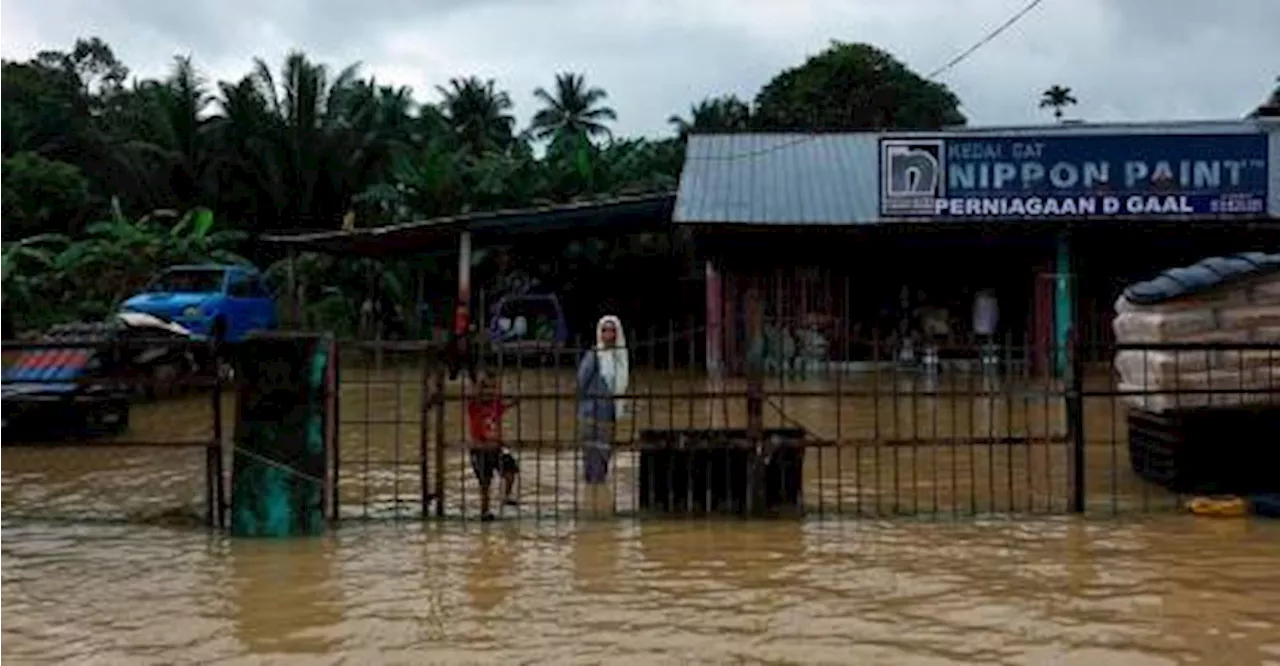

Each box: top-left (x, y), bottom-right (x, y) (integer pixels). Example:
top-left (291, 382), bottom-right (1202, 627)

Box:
top-left (3, 0), bottom-right (1277, 138)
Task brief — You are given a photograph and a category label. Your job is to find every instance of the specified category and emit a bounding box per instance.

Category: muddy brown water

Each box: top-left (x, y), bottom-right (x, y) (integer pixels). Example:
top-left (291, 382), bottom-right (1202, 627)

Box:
top-left (5, 368), bottom-right (1280, 664)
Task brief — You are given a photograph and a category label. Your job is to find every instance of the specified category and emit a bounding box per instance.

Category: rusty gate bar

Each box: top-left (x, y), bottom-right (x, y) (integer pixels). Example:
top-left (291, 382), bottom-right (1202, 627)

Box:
top-left (1067, 330), bottom-right (1086, 514)
top-left (209, 337), bottom-right (225, 529)
top-left (332, 344), bottom-right (342, 522)
top-left (433, 367), bottom-right (447, 518)
top-left (418, 349), bottom-right (431, 517)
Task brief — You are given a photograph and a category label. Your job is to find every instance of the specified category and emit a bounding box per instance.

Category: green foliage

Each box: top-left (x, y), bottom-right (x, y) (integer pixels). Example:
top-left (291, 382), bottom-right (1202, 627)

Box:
top-left (530, 72), bottom-right (617, 144)
top-left (1, 233), bottom-right (71, 326)
top-left (753, 41), bottom-right (965, 131)
top-left (668, 95), bottom-right (753, 138)
top-left (2, 36), bottom-right (973, 336)
top-left (1, 205), bottom-right (247, 332)
top-left (1, 152), bottom-right (92, 239)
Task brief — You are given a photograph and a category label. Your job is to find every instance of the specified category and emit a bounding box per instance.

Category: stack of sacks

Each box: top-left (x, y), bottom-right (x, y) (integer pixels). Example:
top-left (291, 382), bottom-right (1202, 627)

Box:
top-left (1113, 264), bottom-right (1280, 413)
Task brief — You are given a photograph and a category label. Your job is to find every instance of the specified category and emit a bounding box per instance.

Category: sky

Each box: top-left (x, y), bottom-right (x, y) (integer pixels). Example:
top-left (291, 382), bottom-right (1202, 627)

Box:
top-left (2, 0), bottom-right (1277, 139)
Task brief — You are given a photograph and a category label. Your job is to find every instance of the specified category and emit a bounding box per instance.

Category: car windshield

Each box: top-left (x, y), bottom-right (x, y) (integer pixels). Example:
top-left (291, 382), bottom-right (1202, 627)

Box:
top-left (145, 269), bottom-right (226, 294)
top-left (493, 297), bottom-right (561, 340)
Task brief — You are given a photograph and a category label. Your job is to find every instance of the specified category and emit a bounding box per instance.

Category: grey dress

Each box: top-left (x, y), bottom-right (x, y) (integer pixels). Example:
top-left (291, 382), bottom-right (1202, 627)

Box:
top-left (577, 350), bottom-right (616, 484)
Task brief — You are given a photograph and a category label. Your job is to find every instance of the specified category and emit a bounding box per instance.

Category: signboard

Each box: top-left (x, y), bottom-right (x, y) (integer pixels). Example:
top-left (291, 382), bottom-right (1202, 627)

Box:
top-left (879, 133), bottom-right (1269, 219)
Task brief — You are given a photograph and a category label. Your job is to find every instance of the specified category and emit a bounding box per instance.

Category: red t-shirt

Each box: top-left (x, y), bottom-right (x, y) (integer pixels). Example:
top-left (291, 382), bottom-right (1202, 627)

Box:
top-left (467, 398), bottom-right (509, 445)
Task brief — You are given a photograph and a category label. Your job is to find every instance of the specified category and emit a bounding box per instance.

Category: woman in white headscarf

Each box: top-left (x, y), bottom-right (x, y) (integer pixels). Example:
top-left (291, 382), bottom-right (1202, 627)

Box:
top-left (577, 315), bottom-right (629, 488)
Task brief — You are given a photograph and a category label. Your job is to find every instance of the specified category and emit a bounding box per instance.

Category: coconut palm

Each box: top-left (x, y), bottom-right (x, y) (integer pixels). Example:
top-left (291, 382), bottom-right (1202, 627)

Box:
top-left (530, 72), bottom-right (617, 144)
top-left (436, 76), bottom-right (516, 155)
top-left (106, 56), bottom-right (218, 212)
top-left (1039, 85), bottom-right (1078, 121)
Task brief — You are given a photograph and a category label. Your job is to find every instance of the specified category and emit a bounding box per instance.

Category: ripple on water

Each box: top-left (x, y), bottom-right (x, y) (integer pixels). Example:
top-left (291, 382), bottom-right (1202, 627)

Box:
top-left (4, 515), bottom-right (1280, 665)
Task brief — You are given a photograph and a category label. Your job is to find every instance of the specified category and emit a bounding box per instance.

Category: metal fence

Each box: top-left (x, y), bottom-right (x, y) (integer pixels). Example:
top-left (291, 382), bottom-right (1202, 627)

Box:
top-left (4, 328), bottom-right (1276, 527)
top-left (1, 336), bottom-right (227, 527)
top-left (332, 331), bottom-right (1280, 522)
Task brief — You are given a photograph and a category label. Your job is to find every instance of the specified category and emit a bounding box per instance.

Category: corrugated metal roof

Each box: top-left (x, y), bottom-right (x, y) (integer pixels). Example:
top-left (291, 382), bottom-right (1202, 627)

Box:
top-left (674, 133), bottom-right (880, 225)
top-left (260, 192), bottom-right (675, 256)
top-left (675, 119), bottom-right (1280, 225)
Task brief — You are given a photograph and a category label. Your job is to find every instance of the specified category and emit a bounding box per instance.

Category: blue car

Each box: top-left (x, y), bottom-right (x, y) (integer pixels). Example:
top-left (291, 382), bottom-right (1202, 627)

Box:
top-left (119, 264), bottom-right (278, 343)
top-left (487, 293), bottom-right (569, 357)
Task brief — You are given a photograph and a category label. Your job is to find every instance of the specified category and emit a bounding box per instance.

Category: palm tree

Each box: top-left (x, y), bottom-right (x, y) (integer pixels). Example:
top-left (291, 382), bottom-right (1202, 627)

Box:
top-left (108, 56), bottom-right (217, 211)
top-left (436, 76), bottom-right (515, 154)
top-left (530, 72), bottom-right (617, 144)
top-left (668, 95), bottom-right (752, 138)
top-left (1039, 85), bottom-right (1078, 121)
top-left (206, 50), bottom-right (400, 230)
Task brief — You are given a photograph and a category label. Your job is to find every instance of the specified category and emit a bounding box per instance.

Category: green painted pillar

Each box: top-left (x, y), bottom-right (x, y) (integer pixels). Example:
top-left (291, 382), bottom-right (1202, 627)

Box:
top-left (1054, 231), bottom-right (1074, 378)
top-left (230, 333), bottom-right (334, 537)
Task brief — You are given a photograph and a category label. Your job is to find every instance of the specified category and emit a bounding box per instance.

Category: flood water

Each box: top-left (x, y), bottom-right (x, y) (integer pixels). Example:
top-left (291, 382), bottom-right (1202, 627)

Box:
top-left (5, 367), bottom-right (1280, 664)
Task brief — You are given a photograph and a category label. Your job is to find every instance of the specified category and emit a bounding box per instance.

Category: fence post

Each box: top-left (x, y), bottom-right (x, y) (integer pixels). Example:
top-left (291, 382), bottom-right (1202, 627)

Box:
top-left (331, 342), bottom-right (341, 522)
top-left (209, 336), bottom-right (226, 529)
top-left (433, 366), bottom-right (447, 518)
top-left (1067, 328), bottom-right (1086, 514)
top-left (419, 350), bottom-right (432, 517)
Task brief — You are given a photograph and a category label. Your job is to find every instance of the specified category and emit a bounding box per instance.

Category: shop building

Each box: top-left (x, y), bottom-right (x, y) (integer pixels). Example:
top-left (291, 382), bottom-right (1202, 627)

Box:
top-left (676, 119), bottom-right (1280, 376)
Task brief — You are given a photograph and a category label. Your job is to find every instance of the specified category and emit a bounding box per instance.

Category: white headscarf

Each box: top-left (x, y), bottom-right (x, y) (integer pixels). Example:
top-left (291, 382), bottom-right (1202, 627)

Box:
top-left (594, 315), bottom-right (630, 418)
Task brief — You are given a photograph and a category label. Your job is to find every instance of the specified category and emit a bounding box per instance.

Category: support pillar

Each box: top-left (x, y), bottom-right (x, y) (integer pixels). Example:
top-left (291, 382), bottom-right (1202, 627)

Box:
top-left (456, 231), bottom-right (473, 338)
top-left (446, 230), bottom-right (477, 383)
top-left (705, 259), bottom-right (724, 378)
top-left (1054, 231), bottom-right (1074, 378)
top-left (744, 282), bottom-right (764, 440)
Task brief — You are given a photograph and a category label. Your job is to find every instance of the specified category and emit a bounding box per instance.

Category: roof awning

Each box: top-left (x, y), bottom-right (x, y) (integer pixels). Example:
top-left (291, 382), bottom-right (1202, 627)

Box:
top-left (259, 192), bottom-right (676, 257)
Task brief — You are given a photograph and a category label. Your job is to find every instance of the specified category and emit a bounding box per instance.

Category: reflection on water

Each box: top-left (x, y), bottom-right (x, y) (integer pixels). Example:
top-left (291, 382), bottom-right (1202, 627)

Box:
top-left (229, 537), bottom-right (342, 655)
top-left (466, 526), bottom-right (521, 613)
top-left (4, 518), bottom-right (1280, 664)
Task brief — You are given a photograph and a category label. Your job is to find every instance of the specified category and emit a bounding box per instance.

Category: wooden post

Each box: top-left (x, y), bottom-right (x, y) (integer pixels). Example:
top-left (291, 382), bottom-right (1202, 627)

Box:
top-left (744, 282), bottom-right (765, 438)
top-left (705, 259), bottom-right (723, 378)
top-left (230, 333), bottom-right (333, 537)
top-left (744, 282), bottom-right (766, 514)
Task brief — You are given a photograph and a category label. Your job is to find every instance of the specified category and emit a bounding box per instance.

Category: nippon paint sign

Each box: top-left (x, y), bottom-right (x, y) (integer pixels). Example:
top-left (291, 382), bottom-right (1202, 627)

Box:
top-left (878, 133), bottom-right (1270, 219)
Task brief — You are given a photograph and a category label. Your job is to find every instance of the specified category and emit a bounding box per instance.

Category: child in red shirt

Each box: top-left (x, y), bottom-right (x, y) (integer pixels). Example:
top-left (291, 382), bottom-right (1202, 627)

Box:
top-left (467, 374), bottom-right (520, 521)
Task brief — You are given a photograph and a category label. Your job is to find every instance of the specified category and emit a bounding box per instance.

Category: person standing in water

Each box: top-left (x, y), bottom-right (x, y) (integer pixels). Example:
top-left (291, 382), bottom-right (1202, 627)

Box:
top-left (466, 374), bottom-right (520, 521)
top-left (577, 315), bottom-right (629, 510)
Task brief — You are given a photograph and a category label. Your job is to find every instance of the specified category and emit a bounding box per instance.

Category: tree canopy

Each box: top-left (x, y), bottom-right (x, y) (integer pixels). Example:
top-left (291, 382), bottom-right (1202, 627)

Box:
top-left (753, 41), bottom-right (966, 131)
top-left (1, 36), bottom-right (967, 335)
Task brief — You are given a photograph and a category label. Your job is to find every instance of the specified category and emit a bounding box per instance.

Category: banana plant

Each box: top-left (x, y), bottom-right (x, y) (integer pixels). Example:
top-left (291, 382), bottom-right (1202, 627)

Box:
top-left (0, 233), bottom-right (68, 327)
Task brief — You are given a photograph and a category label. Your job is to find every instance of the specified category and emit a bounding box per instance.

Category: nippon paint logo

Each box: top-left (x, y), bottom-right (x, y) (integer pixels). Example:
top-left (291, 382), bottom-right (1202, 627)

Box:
top-left (880, 139), bottom-right (944, 216)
